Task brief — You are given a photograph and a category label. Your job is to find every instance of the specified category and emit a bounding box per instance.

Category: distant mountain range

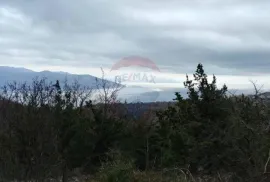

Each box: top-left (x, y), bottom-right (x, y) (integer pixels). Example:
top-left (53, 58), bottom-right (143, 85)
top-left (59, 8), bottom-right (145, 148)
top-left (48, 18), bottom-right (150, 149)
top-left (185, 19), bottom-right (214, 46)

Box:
top-left (245, 92), bottom-right (270, 101)
top-left (0, 66), bottom-right (261, 103)
top-left (0, 66), bottom-right (118, 88)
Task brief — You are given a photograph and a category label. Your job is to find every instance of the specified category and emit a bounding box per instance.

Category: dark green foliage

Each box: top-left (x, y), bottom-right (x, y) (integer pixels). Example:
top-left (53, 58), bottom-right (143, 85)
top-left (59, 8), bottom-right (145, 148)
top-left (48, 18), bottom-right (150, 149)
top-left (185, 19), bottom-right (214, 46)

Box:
top-left (98, 150), bottom-right (135, 182)
top-left (155, 64), bottom-right (231, 171)
top-left (0, 64), bottom-right (270, 181)
top-left (155, 64), bottom-right (270, 181)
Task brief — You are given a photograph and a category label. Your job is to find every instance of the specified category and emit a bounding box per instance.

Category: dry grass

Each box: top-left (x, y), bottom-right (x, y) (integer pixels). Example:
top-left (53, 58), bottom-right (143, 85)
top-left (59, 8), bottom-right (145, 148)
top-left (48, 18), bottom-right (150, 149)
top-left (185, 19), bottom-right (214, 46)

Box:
top-left (84, 170), bottom-right (236, 182)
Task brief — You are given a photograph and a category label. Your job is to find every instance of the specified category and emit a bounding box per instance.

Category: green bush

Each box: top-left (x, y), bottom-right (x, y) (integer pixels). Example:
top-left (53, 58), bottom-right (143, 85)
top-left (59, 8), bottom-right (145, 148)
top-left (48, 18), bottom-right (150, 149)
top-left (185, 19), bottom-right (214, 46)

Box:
top-left (97, 150), bottom-right (134, 182)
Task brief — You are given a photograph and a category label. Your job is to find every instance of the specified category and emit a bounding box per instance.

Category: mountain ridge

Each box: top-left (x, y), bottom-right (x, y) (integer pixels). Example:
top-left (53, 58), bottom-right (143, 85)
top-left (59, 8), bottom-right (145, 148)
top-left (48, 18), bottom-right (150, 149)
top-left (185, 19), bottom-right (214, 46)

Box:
top-left (0, 66), bottom-right (118, 88)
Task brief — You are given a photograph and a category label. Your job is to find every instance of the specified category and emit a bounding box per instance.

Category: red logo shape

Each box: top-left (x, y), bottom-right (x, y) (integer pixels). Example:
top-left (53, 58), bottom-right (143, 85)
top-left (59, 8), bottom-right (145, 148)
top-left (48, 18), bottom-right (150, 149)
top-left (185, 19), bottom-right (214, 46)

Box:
top-left (111, 56), bottom-right (160, 72)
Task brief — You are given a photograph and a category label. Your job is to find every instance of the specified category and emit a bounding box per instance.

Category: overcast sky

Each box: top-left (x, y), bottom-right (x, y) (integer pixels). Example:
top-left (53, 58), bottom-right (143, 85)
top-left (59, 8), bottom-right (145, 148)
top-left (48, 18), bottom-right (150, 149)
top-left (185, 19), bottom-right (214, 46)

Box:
top-left (1, 0), bottom-right (270, 90)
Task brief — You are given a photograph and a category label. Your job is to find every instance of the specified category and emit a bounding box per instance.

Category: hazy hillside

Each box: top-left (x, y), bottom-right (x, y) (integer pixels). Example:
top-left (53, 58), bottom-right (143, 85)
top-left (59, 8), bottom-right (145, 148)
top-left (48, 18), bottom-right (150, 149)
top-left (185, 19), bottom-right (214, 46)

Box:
top-left (0, 66), bottom-right (118, 88)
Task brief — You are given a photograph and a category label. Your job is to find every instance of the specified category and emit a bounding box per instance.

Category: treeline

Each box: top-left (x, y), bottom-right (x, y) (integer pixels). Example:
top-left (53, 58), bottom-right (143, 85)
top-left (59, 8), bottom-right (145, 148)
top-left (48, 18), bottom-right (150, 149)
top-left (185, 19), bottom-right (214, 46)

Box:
top-left (0, 64), bottom-right (270, 182)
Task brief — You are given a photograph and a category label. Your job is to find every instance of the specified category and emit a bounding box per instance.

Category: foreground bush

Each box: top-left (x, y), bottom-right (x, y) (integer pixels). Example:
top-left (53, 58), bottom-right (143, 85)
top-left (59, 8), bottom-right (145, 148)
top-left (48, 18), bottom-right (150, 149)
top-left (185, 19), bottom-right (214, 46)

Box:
top-left (97, 150), bottom-right (134, 182)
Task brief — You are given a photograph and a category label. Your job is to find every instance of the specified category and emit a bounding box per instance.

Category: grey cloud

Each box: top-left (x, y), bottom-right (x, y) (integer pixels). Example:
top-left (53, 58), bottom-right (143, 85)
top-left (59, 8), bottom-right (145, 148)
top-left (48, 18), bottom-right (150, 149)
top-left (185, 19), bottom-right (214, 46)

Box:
top-left (0, 0), bottom-right (270, 75)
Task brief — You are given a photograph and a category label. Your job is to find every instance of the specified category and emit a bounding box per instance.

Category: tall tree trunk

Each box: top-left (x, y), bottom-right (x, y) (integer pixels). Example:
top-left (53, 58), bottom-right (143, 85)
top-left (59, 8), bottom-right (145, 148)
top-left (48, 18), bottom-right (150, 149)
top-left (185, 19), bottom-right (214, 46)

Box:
top-left (145, 136), bottom-right (149, 171)
top-left (62, 162), bottom-right (68, 182)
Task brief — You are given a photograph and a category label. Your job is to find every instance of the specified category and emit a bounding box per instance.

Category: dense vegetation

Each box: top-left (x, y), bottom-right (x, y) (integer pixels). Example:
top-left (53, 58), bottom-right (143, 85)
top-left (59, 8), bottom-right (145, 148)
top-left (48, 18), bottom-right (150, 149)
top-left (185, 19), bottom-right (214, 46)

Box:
top-left (0, 64), bottom-right (270, 182)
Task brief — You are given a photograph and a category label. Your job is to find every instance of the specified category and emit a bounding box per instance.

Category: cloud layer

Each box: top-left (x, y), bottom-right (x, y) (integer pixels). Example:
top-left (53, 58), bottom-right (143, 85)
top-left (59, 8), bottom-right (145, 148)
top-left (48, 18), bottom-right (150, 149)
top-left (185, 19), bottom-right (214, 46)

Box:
top-left (1, 0), bottom-right (270, 89)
